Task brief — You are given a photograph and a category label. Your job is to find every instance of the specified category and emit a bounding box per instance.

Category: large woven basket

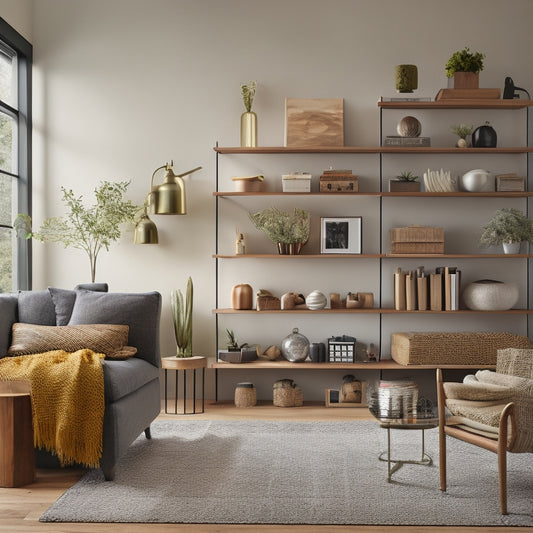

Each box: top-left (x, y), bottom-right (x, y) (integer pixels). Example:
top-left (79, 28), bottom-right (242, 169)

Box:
top-left (391, 331), bottom-right (531, 365)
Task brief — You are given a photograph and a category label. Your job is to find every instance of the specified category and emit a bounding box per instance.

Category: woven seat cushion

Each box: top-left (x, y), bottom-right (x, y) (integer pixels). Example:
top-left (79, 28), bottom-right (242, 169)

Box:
top-left (8, 323), bottom-right (137, 359)
top-left (445, 398), bottom-right (507, 429)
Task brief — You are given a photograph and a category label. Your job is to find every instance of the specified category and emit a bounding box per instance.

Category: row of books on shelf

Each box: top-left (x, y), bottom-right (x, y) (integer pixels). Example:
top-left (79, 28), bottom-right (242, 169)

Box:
top-left (394, 266), bottom-right (460, 311)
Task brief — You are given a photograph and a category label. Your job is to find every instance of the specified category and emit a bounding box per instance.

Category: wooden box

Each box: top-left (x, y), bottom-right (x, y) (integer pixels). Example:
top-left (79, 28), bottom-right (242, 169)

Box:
top-left (496, 174), bottom-right (525, 192)
top-left (389, 180), bottom-right (421, 192)
top-left (390, 331), bottom-right (531, 366)
top-left (390, 225), bottom-right (444, 254)
top-left (320, 173), bottom-right (359, 192)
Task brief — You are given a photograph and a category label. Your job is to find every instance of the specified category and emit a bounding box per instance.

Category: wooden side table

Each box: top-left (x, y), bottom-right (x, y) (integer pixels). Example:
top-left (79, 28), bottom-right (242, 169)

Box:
top-left (0, 380), bottom-right (35, 487)
top-left (161, 356), bottom-right (206, 414)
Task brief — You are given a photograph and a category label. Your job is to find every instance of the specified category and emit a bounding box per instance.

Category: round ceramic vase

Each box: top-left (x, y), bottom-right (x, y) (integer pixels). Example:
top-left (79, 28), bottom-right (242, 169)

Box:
top-left (306, 290), bottom-right (327, 310)
top-left (462, 279), bottom-right (519, 311)
top-left (461, 169), bottom-right (492, 192)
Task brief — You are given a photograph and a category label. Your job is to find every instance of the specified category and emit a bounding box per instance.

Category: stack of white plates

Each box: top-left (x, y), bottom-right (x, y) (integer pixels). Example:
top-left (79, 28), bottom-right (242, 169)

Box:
top-left (423, 168), bottom-right (457, 192)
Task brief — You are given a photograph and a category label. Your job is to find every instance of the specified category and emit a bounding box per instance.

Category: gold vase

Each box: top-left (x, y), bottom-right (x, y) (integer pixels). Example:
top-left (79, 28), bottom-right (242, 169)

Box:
top-left (240, 111), bottom-right (257, 147)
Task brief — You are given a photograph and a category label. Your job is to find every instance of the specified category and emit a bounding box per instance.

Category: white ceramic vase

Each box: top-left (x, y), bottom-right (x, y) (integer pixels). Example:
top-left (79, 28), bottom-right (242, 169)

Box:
top-left (462, 279), bottom-right (519, 311)
top-left (503, 241), bottom-right (521, 254)
top-left (306, 290), bottom-right (327, 310)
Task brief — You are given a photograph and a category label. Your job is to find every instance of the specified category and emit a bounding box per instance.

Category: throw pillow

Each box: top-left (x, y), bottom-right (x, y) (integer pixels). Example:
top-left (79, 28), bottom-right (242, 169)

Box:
top-left (8, 323), bottom-right (137, 359)
top-left (68, 290), bottom-right (161, 363)
top-left (48, 288), bottom-right (76, 326)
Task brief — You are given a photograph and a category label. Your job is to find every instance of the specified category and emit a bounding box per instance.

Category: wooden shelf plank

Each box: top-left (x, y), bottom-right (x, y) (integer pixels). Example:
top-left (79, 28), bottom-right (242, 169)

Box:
top-left (210, 359), bottom-right (496, 370)
top-left (214, 253), bottom-right (532, 259)
top-left (214, 308), bottom-right (533, 314)
top-left (214, 191), bottom-right (533, 198)
top-left (214, 146), bottom-right (533, 154)
top-left (378, 99), bottom-right (533, 109)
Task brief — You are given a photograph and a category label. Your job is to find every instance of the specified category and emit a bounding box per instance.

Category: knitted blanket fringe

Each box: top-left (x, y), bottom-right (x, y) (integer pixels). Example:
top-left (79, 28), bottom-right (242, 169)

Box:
top-left (0, 349), bottom-right (105, 468)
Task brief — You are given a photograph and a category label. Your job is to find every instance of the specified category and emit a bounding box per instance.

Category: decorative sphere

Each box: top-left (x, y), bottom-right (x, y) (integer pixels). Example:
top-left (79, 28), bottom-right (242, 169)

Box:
top-left (397, 116), bottom-right (421, 137)
top-left (462, 280), bottom-right (519, 311)
top-left (306, 290), bottom-right (327, 310)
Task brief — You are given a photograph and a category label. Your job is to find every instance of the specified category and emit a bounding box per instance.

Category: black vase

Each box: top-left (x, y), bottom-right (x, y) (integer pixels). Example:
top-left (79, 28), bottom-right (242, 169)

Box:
top-left (472, 122), bottom-right (497, 148)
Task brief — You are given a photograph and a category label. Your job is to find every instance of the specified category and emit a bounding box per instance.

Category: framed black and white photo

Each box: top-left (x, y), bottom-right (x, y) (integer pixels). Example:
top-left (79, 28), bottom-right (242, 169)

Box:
top-left (320, 217), bottom-right (362, 254)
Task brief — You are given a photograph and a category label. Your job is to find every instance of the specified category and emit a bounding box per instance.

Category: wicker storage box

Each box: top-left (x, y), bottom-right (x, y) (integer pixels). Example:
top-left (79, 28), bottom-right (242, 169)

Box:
top-left (391, 331), bottom-right (531, 366)
top-left (390, 225), bottom-right (444, 254)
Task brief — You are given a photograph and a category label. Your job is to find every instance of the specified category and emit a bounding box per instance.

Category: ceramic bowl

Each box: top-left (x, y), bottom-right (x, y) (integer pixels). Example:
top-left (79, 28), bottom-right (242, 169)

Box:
top-left (462, 279), bottom-right (519, 311)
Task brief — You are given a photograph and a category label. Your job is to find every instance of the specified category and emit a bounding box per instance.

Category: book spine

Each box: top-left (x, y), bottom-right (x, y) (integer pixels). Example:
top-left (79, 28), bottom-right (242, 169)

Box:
top-left (394, 268), bottom-right (407, 310)
top-left (405, 271), bottom-right (417, 311)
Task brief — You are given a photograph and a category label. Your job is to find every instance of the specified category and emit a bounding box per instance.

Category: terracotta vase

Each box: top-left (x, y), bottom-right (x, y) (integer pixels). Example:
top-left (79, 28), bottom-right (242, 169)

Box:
top-left (231, 284), bottom-right (253, 310)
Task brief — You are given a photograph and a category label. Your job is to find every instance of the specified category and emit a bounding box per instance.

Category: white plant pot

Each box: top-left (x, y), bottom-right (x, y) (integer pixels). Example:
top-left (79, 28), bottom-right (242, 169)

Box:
top-left (503, 241), bottom-right (521, 254)
top-left (462, 279), bottom-right (519, 311)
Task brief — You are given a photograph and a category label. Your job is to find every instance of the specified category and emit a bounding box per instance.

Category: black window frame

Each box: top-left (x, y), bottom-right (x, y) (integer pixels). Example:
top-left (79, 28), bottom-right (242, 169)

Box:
top-left (0, 17), bottom-right (32, 290)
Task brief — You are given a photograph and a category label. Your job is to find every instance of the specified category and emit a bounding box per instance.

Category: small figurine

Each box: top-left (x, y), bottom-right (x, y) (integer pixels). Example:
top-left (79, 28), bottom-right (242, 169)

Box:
top-left (235, 229), bottom-right (246, 255)
top-left (366, 343), bottom-right (377, 362)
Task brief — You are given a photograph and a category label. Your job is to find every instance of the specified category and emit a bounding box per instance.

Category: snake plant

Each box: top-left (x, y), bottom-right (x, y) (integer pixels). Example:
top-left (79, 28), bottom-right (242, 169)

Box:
top-left (171, 277), bottom-right (193, 357)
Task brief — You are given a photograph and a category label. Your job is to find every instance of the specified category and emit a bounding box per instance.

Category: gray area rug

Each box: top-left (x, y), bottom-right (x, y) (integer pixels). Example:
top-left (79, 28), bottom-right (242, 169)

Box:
top-left (41, 420), bottom-right (533, 526)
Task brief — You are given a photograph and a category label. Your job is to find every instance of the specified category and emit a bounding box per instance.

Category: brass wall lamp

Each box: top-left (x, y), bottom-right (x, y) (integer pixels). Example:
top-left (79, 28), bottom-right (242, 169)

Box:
top-left (134, 160), bottom-right (202, 244)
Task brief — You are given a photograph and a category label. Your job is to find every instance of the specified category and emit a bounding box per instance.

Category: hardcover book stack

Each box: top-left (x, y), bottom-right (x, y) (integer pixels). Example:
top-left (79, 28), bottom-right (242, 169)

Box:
top-left (394, 266), bottom-right (461, 311)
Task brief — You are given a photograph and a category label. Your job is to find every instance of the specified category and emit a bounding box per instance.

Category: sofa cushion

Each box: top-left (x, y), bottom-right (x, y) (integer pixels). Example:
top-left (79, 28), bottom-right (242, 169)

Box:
top-left (49, 284), bottom-right (109, 326)
top-left (68, 290), bottom-right (161, 365)
top-left (17, 290), bottom-right (56, 325)
top-left (102, 358), bottom-right (159, 402)
top-left (0, 294), bottom-right (18, 357)
top-left (48, 288), bottom-right (77, 326)
top-left (8, 323), bottom-right (137, 359)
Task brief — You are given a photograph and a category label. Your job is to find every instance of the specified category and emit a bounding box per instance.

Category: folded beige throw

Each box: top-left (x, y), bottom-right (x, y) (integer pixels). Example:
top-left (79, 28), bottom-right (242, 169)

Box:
top-left (0, 349), bottom-right (105, 467)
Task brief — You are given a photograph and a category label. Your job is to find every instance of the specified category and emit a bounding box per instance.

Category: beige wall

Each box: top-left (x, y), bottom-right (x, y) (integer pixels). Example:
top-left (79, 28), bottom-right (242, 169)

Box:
top-left (4, 0), bottom-right (533, 399)
top-left (0, 0), bottom-right (32, 41)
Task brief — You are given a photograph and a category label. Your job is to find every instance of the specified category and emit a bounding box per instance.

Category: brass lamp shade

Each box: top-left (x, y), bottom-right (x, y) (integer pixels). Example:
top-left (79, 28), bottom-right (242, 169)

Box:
top-left (155, 168), bottom-right (187, 215)
top-left (134, 214), bottom-right (159, 244)
top-left (149, 161), bottom-right (202, 215)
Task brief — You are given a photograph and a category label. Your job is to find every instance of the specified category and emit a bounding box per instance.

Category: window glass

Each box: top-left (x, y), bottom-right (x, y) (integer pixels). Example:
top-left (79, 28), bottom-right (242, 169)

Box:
top-left (0, 112), bottom-right (14, 174)
top-left (0, 172), bottom-right (14, 227)
top-left (0, 44), bottom-right (15, 107)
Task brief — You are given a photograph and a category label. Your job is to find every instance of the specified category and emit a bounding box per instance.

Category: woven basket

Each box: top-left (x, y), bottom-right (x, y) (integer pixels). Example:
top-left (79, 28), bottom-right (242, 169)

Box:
top-left (391, 331), bottom-right (531, 365)
top-left (273, 379), bottom-right (303, 407)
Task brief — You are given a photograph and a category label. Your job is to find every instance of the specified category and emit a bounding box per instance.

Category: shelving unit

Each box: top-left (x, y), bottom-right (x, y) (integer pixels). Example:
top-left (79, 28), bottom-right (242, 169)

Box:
top-left (213, 99), bottom-right (532, 402)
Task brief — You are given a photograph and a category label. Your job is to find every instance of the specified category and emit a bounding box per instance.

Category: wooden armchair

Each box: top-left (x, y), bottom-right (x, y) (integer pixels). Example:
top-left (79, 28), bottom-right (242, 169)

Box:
top-left (437, 348), bottom-right (533, 515)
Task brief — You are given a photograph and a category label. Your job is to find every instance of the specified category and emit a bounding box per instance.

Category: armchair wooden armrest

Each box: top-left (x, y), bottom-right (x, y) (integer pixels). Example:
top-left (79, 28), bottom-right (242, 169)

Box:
top-left (436, 368), bottom-right (516, 515)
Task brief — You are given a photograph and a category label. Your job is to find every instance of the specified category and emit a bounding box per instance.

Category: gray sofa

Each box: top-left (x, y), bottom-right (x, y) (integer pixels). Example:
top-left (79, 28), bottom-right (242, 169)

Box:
top-left (0, 284), bottom-right (162, 480)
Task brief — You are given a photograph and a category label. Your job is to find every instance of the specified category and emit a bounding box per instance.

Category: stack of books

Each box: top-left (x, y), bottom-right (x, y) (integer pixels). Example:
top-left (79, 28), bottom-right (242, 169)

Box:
top-left (394, 266), bottom-right (461, 311)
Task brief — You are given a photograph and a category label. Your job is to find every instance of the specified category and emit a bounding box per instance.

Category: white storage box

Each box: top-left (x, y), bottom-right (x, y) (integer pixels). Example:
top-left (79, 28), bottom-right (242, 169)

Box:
top-left (282, 173), bottom-right (312, 192)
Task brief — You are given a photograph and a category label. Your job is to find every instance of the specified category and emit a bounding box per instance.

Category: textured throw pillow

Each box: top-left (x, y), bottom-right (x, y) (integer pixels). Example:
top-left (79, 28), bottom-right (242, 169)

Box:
top-left (8, 323), bottom-right (137, 359)
top-left (68, 290), bottom-right (161, 363)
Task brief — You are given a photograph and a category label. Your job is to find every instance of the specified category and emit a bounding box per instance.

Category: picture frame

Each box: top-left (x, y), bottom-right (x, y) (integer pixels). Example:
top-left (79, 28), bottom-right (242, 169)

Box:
top-left (320, 217), bottom-right (362, 254)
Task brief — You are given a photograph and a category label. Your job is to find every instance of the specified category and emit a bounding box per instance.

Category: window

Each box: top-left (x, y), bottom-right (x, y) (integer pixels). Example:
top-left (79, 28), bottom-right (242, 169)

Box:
top-left (0, 17), bottom-right (32, 292)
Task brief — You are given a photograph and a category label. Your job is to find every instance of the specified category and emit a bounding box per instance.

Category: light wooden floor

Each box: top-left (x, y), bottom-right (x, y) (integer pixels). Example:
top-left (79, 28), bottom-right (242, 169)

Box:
top-left (0, 402), bottom-right (522, 533)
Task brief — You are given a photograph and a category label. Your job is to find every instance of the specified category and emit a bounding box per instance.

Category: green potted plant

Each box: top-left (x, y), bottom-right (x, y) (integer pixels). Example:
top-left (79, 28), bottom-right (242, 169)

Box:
top-left (479, 207), bottom-right (533, 254)
top-left (389, 171), bottom-right (420, 192)
top-left (171, 277), bottom-right (193, 357)
top-left (450, 123), bottom-right (474, 148)
top-left (248, 206), bottom-right (310, 254)
top-left (445, 47), bottom-right (485, 89)
top-left (13, 181), bottom-right (140, 282)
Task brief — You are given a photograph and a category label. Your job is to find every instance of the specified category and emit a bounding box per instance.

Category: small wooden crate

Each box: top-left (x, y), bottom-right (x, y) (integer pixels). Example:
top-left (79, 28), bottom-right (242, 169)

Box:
top-left (389, 180), bottom-right (421, 192)
top-left (390, 225), bottom-right (444, 254)
top-left (319, 174), bottom-right (359, 192)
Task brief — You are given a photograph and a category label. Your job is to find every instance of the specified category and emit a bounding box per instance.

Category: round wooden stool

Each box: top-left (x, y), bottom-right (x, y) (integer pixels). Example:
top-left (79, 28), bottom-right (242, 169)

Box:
top-left (161, 356), bottom-right (206, 414)
top-left (0, 380), bottom-right (35, 487)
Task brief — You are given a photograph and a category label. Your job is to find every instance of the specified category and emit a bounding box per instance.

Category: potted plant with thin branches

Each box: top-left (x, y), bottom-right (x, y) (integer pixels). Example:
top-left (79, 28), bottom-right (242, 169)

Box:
top-left (14, 181), bottom-right (140, 282)
top-left (479, 207), bottom-right (533, 254)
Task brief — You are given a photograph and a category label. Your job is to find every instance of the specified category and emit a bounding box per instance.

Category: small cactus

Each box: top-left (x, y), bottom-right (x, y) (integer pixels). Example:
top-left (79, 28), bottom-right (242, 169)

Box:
top-left (171, 277), bottom-right (193, 357)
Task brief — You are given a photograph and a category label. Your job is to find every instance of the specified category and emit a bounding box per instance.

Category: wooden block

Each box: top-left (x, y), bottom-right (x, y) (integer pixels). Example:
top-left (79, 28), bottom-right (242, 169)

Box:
top-left (435, 88), bottom-right (501, 100)
top-left (285, 98), bottom-right (344, 147)
top-left (0, 381), bottom-right (34, 487)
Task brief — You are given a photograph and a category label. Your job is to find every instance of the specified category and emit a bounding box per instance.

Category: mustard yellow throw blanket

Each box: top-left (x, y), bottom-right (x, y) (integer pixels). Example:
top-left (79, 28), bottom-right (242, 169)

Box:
top-left (0, 349), bottom-right (105, 468)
